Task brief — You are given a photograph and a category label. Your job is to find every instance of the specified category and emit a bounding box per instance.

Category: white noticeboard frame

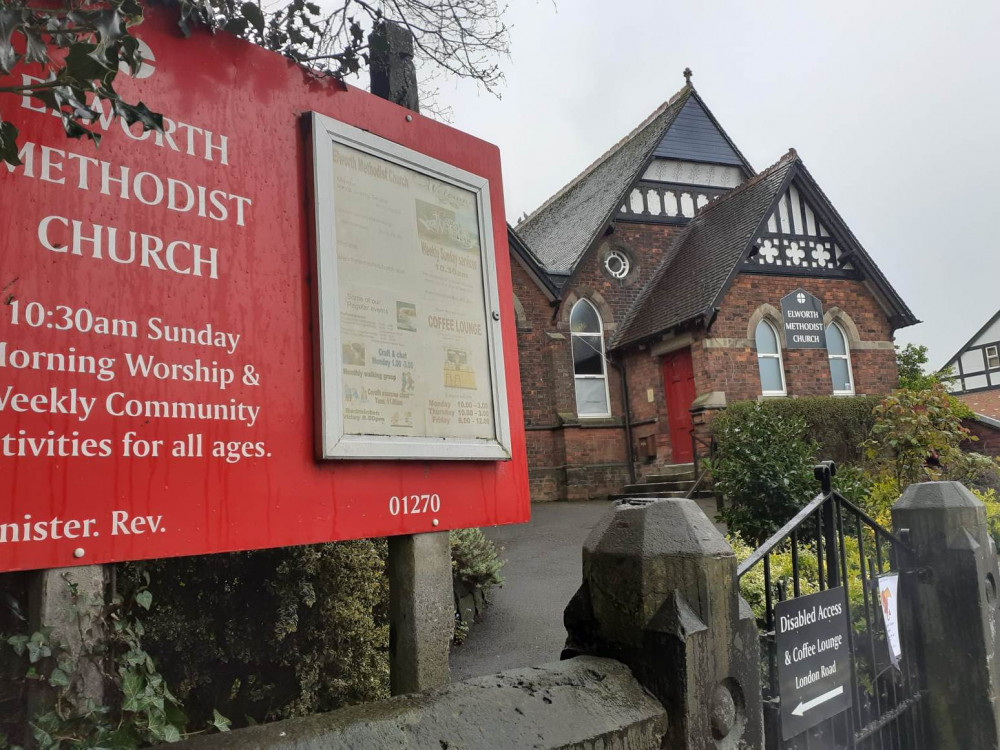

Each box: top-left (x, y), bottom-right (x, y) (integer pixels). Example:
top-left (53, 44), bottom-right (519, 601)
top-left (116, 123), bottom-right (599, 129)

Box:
top-left (311, 112), bottom-right (511, 461)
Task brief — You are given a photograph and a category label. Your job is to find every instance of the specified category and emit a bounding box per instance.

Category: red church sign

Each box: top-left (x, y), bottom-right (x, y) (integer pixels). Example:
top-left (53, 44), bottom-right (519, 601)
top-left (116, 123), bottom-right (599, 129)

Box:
top-left (0, 8), bottom-right (529, 572)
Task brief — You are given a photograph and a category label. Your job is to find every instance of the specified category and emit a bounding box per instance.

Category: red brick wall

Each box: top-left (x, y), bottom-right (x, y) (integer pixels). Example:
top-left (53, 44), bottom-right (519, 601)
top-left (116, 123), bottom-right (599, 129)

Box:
top-left (510, 256), bottom-right (631, 501)
top-left (511, 261), bottom-right (557, 427)
top-left (698, 274), bottom-right (898, 401)
top-left (511, 260), bottom-right (564, 501)
top-left (623, 348), bottom-right (671, 474)
top-left (508, 225), bottom-right (685, 501)
top-left (564, 224), bottom-right (681, 322)
top-left (511, 243), bottom-right (902, 501)
top-left (617, 272), bottom-right (900, 478)
top-left (964, 419), bottom-right (1000, 457)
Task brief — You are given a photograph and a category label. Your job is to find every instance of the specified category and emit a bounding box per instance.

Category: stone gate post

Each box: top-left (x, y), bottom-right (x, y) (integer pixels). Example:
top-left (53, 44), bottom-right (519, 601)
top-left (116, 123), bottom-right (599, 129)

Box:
top-left (892, 481), bottom-right (1000, 749)
top-left (563, 497), bottom-right (763, 749)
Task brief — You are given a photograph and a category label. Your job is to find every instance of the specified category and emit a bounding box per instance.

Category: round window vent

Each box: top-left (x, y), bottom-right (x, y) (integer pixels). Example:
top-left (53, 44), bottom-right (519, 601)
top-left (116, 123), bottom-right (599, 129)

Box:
top-left (604, 250), bottom-right (630, 279)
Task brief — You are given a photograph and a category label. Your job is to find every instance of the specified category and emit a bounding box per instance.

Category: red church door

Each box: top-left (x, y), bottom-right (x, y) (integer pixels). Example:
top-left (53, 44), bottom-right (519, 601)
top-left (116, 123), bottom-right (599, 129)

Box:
top-left (661, 348), bottom-right (696, 464)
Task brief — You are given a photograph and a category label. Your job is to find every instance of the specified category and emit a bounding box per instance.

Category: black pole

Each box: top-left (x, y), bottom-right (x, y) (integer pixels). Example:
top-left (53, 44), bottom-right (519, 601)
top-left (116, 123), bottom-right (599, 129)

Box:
top-left (612, 356), bottom-right (636, 484)
top-left (815, 462), bottom-right (840, 588)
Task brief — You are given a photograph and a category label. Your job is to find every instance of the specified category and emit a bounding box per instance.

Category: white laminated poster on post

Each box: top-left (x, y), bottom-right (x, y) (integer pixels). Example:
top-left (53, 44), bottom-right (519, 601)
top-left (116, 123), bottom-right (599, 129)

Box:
top-left (878, 573), bottom-right (902, 667)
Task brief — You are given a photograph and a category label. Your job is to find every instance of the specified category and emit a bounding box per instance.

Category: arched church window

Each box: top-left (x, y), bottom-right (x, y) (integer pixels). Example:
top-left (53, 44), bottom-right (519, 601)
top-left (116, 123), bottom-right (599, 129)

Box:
top-left (755, 319), bottom-right (786, 396)
top-left (570, 299), bottom-right (610, 416)
top-left (826, 321), bottom-right (855, 395)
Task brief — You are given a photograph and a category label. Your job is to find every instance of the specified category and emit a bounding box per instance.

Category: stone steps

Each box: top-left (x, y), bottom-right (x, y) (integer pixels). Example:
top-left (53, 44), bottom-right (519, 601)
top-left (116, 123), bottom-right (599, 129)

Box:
top-left (609, 462), bottom-right (710, 502)
top-left (608, 489), bottom-right (714, 501)
top-left (622, 480), bottom-right (691, 493)
top-left (643, 463), bottom-right (696, 483)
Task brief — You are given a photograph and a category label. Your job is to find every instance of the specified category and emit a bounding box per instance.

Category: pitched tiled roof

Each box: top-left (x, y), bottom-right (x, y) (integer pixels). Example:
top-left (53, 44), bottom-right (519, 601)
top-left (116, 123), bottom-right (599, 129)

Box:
top-left (507, 224), bottom-right (560, 300)
top-left (515, 88), bottom-right (693, 277)
top-left (959, 391), bottom-right (1000, 421)
top-left (611, 153), bottom-right (798, 350)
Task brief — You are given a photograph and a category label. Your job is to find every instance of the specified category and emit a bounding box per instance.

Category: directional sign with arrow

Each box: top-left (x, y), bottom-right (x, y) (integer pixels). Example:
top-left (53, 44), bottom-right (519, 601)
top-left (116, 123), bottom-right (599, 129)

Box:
top-left (775, 587), bottom-right (853, 740)
top-left (791, 685), bottom-right (845, 717)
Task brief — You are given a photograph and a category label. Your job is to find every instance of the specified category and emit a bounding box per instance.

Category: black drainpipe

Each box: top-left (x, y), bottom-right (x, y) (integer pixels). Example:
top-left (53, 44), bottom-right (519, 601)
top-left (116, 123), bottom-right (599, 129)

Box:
top-left (610, 354), bottom-right (636, 485)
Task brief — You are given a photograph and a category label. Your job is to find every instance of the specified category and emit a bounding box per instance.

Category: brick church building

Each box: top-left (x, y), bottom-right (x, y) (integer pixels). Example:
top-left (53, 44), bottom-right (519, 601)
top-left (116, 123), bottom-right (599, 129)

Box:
top-left (509, 80), bottom-right (917, 502)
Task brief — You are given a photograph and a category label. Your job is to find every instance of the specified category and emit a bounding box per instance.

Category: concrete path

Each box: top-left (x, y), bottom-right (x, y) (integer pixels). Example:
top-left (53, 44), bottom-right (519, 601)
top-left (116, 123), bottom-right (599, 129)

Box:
top-left (449, 497), bottom-right (724, 682)
top-left (449, 501), bottom-right (609, 681)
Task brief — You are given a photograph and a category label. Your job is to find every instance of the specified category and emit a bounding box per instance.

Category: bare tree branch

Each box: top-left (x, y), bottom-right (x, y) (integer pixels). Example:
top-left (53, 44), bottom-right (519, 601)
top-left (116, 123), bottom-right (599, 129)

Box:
top-left (0, 0), bottom-right (510, 165)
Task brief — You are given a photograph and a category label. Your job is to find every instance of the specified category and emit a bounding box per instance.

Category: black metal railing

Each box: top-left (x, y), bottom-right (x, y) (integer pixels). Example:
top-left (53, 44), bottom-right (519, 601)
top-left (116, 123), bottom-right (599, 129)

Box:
top-left (738, 461), bottom-right (927, 749)
top-left (686, 431), bottom-right (715, 500)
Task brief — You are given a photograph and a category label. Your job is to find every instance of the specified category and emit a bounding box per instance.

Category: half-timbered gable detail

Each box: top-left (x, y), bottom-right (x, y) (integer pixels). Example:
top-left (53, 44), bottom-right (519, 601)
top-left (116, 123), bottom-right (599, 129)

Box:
top-left (745, 179), bottom-right (855, 275)
top-left (617, 94), bottom-right (752, 225)
top-left (740, 158), bottom-right (915, 331)
top-left (614, 150), bottom-right (916, 350)
top-left (945, 310), bottom-right (1000, 395)
top-left (942, 312), bottom-right (1000, 457)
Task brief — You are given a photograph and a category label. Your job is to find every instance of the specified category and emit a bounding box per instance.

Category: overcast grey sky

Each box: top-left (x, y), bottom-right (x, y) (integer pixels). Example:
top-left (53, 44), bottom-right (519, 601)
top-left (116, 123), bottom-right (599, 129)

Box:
top-left (416, 0), bottom-right (1000, 370)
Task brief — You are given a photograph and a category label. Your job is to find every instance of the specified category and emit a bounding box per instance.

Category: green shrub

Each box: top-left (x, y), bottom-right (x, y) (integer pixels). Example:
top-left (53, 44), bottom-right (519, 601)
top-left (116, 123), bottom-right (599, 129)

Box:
top-left (864, 384), bottom-right (973, 495)
top-left (713, 396), bottom-right (880, 466)
top-left (896, 343), bottom-right (956, 390)
top-left (733, 532), bottom-right (875, 637)
top-left (731, 533), bottom-right (819, 621)
top-left (119, 539), bottom-right (390, 728)
top-left (710, 402), bottom-right (817, 545)
top-left (946, 452), bottom-right (1000, 496)
top-left (449, 528), bottom-right (504, 644)
top-left (830, 463), bottom-right (873, 507)
top-left (449, 528), bottom-right (504, 591)
top-left (5, 530), bottom-right (507, 739)
top-left (973, 488), bottom-right (1000, 549)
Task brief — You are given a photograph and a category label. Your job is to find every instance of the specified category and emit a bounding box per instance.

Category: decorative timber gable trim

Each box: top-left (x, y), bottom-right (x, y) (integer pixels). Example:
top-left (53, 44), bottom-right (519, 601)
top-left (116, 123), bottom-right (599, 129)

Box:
top-left (515, 84), bottom-right (755, 285)
top-left (735, 155), bottom-right (918, 329)
top-left (611, 149), bottom-right (917, 352)
top-left (615, 92), bottom-right (753, 228)
top-left (616, 180), bottom-right (727, 226)
top-left (743, 173), bottom-right (858, 279)
top-left (556, 90), bottom-right (755, 294)
top-left (943, 308), bottom-right (1000, 395)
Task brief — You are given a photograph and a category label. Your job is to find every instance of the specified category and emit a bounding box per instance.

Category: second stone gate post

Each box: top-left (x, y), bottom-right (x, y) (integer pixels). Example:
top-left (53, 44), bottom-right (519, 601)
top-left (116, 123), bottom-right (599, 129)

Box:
top-left (563, 497), bottom-right (763, 749)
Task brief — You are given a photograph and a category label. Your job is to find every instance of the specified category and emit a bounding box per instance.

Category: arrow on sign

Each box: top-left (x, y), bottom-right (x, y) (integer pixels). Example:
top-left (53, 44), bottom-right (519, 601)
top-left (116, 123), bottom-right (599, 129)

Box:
top-left (791, 686), bottom-right (845, 717)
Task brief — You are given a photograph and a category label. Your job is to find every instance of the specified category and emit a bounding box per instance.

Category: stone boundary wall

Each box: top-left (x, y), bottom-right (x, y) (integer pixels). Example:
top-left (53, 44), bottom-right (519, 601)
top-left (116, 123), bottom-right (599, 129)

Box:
top-left (173, 657), bottom-right (667, 750)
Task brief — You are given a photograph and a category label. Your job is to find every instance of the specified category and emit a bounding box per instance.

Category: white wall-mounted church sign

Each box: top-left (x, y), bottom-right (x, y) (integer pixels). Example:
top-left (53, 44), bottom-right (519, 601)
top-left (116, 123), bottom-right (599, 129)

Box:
top-left (781, 289), bottom-right (826, 349)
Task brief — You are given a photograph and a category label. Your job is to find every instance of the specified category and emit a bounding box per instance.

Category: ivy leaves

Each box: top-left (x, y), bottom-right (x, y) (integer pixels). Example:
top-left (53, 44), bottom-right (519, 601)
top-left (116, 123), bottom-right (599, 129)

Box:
top-left (0, 0), bottom-right (334, 168)
top-left (2, 584), bottom-right (230, 749)
top-left (0, 0), bottom-right (162, 164)
top-left (1, 0), bottom-right (511, 168)
top-left (7, 630), bottom-right (53, 664)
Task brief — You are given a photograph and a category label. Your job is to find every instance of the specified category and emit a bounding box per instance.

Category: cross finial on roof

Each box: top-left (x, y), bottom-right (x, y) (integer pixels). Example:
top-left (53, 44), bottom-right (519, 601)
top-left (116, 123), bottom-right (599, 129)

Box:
top-left (683, 67), bottom-right (693, 85)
